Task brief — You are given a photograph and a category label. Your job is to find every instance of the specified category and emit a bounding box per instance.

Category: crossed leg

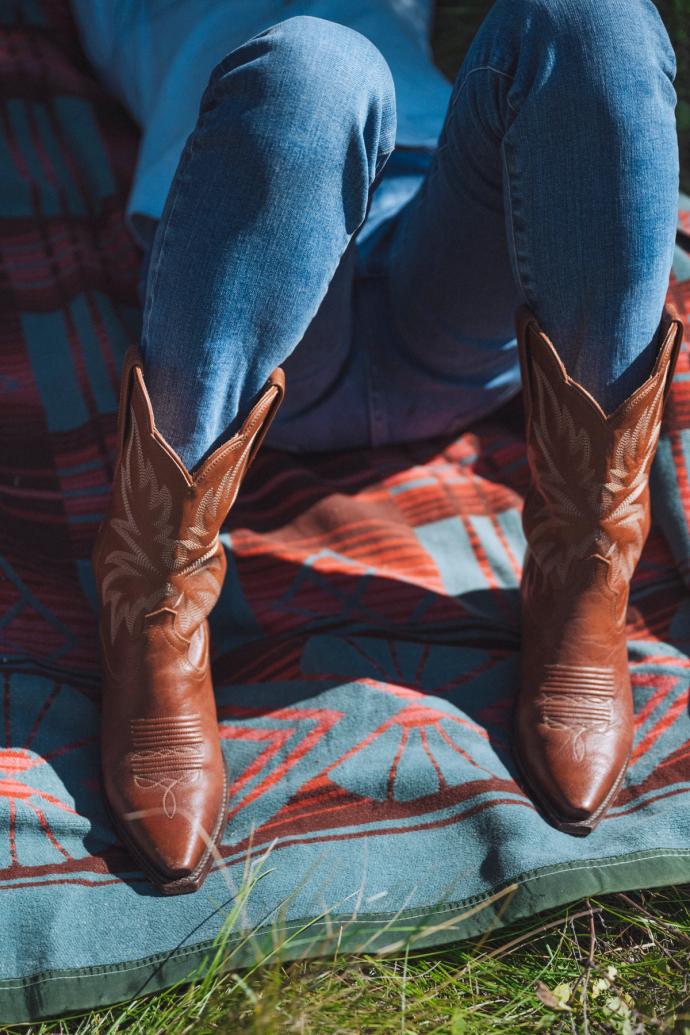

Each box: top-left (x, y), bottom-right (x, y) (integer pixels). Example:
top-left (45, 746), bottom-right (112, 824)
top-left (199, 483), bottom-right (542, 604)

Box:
top-left (382, 0), bottom-right (678, 422)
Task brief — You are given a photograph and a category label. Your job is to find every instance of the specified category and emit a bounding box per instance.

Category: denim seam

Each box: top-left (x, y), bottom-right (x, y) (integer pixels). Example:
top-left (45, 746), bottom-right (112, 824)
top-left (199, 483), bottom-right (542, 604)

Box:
top-left (449, 64), bottom-right (519, 124)
top-left (374, 147), bottom-right (396, 180)
top-left (501, 139), bottom-right (532, 309)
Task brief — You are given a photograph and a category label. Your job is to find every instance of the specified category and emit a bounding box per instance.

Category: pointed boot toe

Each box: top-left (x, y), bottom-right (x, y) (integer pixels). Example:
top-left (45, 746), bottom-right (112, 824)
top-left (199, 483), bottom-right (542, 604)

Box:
top-left (118, 789), bottom-right (229, 894)
top-left (103, 710), bottom-right (229, 893)
top-left (514, 304), bottom-right (683, 834)
top-left (515, 702), bottom-right (632, 834)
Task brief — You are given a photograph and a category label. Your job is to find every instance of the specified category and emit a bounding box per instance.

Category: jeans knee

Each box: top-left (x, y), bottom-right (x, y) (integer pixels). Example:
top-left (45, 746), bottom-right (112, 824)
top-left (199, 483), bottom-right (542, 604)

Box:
top-left (205, 15), bottom-right (396, 154)
top-left (487, 0), bottom-right (676, 117)
top-left (260, 15), bottom-right (391, 86)
top-left (492, 0), bottom-right (673, 71)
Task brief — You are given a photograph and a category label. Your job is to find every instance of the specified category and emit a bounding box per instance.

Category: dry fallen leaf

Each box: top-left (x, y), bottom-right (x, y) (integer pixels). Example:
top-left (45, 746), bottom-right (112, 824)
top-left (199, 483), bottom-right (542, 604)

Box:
top-left (535, 980), bottom-right (572, 1011)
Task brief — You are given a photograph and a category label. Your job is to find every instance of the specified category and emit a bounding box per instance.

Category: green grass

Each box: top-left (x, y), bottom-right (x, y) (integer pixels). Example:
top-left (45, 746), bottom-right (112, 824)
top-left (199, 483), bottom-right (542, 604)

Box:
top-left (5, 4), bottom-right (690, 1032)
top-left (9, 879), bottom-right (690, 1033)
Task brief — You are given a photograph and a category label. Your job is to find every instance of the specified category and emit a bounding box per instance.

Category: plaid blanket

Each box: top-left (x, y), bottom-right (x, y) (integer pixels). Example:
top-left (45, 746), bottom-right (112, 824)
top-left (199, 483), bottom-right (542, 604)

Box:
top-left (3, 0), bottom-right (690, 1023)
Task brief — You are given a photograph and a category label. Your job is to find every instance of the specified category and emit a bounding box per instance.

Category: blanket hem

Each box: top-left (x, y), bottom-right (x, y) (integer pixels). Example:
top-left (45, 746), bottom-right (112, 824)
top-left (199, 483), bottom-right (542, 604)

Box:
top-left (3, 846), bottom-right (690, 1024)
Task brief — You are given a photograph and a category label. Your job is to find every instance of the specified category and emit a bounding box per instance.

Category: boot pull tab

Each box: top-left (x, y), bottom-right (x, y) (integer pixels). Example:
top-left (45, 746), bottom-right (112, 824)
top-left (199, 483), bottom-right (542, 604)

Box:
top-left (660, 310), bottom-right (685, 408)
top-left (244, 369), bottom-right (285, 475)
top-left (116, 347), bottom-right (145, 461)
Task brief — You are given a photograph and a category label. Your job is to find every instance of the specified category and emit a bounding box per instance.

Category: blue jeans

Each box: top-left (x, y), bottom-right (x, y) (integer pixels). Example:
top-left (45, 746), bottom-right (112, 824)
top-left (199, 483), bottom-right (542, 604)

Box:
top-left (140, 0), bottom-right (679, 471)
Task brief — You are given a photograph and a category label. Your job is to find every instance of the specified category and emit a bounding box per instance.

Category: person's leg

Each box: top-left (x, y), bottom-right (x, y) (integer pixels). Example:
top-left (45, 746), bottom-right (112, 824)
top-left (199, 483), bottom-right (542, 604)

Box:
top-left (140, 15), bottom-right (396, 471)
top-left (377, 0), bottom-right (683, 835)
top-left (94, 15), bottom-right (397, 893)
top-left (385, 0), bottom-right (679, 416)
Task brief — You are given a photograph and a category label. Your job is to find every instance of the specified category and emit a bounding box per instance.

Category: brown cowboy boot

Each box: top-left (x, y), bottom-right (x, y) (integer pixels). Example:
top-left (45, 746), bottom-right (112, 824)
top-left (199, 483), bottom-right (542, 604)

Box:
top-left (92, 348), bottom-right (284, 893)
top-left (514, 304), bottom-right (683, 834)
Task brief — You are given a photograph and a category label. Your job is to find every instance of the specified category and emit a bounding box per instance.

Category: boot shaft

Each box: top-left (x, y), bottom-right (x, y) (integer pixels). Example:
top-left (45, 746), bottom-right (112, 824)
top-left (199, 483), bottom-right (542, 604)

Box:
top-left (516, 305), bottom-right (683, 590)
top-left (93, 348), bottom-right (285, 644)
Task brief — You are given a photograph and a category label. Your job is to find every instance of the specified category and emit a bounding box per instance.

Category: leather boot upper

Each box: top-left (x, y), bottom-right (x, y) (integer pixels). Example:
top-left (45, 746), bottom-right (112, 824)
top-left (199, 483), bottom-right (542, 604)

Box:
top-left (514, 304), bottom-right (684, 831)
top-left (92, 348), bottom-right (284, 890)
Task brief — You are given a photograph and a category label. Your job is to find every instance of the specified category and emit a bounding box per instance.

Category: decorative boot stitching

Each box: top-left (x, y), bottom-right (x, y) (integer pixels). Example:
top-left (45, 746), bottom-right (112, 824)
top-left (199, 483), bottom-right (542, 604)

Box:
top-left (538, 664), bottom-right (617, 763)
top-left (129, 715), bottom-right (204, 819)
top-left (525, 355), bottom-right (667, 587)
top-left (101, 405), bottom-right (257, 643)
